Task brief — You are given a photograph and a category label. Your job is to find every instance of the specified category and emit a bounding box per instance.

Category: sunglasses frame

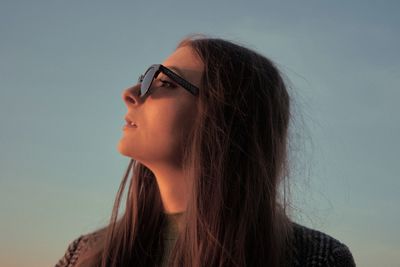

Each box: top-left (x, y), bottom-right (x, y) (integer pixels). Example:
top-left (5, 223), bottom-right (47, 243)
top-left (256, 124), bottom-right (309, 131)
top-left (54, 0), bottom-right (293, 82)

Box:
top-left (137, 64), bottom-right (199, 98)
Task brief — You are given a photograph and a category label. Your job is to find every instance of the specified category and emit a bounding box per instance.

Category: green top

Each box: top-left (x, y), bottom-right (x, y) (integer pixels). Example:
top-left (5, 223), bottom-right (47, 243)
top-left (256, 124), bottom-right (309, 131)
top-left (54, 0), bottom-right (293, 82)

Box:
top-left (160, 211), bottom-right (184, 267)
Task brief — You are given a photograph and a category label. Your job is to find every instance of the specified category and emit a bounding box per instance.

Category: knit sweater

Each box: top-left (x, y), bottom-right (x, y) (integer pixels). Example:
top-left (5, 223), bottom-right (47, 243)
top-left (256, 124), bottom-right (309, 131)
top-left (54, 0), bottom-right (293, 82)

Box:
top-left (55, 215), bottom-right (355, 267)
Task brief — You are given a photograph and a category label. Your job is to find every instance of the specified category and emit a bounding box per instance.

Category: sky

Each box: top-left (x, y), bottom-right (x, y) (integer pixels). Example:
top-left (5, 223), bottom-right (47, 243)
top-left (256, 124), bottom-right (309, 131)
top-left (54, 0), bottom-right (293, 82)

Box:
top-left (0, 1), bottom-right (399, 266)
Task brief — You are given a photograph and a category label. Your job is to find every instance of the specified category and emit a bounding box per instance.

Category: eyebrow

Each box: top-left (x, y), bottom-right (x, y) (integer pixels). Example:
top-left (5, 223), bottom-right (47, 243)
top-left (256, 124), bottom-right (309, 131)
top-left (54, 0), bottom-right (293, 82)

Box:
top-left (165, 66), bottom-right (187, 79)
top-left (160, 64), bottom-right (200, 95)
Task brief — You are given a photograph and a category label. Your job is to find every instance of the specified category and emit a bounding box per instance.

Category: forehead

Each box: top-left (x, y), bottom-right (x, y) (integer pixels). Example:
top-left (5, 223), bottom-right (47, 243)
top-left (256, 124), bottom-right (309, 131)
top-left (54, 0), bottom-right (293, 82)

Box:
top-left (162, 46), bottom-right (203, 87)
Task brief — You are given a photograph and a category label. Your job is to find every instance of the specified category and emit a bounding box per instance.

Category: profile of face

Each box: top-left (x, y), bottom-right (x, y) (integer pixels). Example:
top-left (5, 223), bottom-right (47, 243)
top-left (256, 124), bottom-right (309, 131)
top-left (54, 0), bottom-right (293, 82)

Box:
top-left (117, 46), bottom-right (203, 170)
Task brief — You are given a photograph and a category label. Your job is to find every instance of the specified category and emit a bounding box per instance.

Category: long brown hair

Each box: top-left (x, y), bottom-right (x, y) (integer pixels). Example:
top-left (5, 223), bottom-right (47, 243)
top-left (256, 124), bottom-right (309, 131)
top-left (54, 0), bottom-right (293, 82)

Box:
top-left (75, 36), bottom-right (293, 267)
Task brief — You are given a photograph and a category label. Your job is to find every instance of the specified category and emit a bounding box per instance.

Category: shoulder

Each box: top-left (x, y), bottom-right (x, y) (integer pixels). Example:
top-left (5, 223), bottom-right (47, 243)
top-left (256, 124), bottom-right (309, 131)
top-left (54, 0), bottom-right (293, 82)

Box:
top-left (54, 232), bottom-right (100, 267)
top-left (290, 222), bottom-right (356, 267)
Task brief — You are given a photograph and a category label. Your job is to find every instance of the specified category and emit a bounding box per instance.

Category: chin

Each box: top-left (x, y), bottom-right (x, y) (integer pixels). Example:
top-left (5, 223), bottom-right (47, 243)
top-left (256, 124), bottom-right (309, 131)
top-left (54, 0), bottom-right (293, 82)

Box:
top-left (117, 142), bottom-right (133, 157)
top-left (117, 143), bottom-right (143, 163)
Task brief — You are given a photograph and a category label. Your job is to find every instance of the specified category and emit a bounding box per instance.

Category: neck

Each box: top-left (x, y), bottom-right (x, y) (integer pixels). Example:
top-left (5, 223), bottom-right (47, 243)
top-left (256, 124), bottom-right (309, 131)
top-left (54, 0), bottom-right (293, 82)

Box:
top-left (148, 162), bottom-right (191, 213)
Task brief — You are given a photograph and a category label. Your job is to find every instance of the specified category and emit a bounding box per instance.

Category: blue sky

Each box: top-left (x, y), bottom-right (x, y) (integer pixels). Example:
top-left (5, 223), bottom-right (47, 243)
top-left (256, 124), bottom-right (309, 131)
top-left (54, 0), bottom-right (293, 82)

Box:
top-left (1, 1), bottom-right (399, 266)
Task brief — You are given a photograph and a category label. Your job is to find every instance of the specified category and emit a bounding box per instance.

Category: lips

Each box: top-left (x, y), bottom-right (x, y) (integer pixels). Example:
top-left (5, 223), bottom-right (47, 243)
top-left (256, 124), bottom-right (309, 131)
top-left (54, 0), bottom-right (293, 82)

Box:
top-left (124, 116), bottom-right (137, 126)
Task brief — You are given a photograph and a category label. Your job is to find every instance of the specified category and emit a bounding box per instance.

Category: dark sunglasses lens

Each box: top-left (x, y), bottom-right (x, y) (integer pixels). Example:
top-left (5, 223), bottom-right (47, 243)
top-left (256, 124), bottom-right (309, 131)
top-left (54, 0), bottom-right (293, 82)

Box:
top-left (140, 66), bottom-right (157, 97)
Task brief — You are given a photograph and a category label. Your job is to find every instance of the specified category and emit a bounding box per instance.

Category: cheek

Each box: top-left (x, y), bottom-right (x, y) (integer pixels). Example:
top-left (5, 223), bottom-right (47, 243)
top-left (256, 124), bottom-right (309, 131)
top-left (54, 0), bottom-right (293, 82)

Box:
top-left (147, 99), bottom-right (197, 152)
top-left (118, 95), bottom-right (198, 162)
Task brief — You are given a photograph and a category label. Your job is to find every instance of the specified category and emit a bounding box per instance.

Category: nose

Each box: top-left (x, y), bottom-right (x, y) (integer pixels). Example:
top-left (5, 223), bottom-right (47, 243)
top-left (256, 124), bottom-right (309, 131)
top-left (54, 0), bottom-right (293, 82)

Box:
top-left (122, 84), bottom-right (141, 106)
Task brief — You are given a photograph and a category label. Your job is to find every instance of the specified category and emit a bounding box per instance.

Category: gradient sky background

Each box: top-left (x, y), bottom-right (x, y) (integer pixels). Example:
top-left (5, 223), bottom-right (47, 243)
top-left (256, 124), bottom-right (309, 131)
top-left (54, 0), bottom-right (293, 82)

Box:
top-left (1, 1), bottom-right (399, 266)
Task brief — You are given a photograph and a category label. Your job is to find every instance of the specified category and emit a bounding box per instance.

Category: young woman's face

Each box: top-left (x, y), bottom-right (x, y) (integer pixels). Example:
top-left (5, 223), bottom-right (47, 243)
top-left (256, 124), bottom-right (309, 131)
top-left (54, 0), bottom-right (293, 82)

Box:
top-left (118, 46), bottom-right (203, 168)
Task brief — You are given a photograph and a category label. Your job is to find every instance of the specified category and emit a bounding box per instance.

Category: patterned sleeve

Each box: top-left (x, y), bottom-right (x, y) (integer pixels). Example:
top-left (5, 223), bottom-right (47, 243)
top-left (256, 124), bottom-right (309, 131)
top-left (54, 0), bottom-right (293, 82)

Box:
top-left (54, 235), bottom-right (84, 267)
top-left (291, 223), bottom-right (356, 267)
top-left (328, 242), bottom-right (356, 267)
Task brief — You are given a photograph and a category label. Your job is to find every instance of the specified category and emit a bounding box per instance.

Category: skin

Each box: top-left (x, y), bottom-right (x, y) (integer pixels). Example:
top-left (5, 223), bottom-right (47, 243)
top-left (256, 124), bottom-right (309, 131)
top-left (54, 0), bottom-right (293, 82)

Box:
top-left (117, 46), bottom-right (203, 214)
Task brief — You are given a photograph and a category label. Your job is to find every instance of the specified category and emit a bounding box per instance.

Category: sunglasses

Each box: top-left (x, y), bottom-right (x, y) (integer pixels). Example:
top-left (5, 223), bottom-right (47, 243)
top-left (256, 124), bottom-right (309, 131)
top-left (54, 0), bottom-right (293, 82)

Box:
top-left (137, 64), bottom-right (200, 98)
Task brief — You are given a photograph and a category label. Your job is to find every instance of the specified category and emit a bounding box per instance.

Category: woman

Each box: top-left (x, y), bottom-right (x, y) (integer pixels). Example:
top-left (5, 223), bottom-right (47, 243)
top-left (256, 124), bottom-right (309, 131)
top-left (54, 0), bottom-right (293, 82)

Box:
top-left (55, 36), bottom-right (355, 267)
